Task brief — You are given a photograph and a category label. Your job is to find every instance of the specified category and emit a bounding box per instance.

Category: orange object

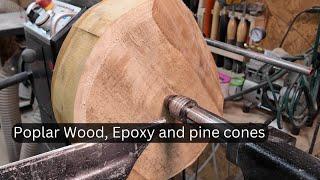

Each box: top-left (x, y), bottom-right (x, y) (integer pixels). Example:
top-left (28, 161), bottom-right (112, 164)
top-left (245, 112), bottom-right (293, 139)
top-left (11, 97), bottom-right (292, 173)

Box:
top-left (227, 18), bottom-right (237, 43)
top-left (203, 0), bottom-right (215, 37)
top-left (236, 3), bottom-right (248, 47)
top-left (36, 0), bottom-right (54, 10)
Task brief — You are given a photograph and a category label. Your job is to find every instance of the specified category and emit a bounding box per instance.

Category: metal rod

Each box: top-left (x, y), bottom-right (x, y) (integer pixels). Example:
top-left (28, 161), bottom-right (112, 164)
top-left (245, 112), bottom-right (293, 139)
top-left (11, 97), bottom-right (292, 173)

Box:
top-left (0, 71), bottom-right (32, 90)
top-left (185, 106), bottom-right (228, 124)
top-left (165, 95), bottom-right (233, 137)
top-left (224, 70), bottom-right (287, 101)
top-left (205, 38), bottom-right (313, 75)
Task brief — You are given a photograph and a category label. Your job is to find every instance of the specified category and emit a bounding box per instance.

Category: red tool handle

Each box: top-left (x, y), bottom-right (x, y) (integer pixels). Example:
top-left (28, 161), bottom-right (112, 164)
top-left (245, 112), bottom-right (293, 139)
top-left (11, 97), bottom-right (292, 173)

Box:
top-left (36, 0), bottom-right (53, 9)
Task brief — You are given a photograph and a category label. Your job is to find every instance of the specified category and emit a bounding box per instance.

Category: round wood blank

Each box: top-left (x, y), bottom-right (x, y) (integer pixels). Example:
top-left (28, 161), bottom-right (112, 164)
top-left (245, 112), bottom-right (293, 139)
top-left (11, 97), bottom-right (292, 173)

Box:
top-left (52, 0), bottom-right (223, 179)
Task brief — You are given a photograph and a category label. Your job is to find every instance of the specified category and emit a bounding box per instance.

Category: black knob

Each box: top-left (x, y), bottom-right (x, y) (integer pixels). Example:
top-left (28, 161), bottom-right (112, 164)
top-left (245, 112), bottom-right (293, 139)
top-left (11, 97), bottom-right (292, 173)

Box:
top-left (22, 49), bottom-right (37, 63)
top-left (27, 9), bottom-right (40, 23)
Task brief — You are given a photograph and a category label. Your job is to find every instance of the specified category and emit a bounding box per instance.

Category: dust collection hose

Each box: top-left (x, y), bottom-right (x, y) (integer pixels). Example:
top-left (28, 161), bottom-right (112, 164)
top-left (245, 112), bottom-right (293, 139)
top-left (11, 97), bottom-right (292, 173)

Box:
top-left (0, 56), bottom-right (21, 162)
top-left (19, 108), bottom-right (41, 160)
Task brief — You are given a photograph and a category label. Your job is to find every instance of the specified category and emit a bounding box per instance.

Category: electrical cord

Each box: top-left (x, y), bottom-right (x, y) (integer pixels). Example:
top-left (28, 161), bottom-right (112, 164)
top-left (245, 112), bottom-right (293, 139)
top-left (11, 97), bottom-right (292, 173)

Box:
top-left (289, 86), bottom-right (307, 127)
top-left (51, 13), bottom-right (75, 36)
top-left (260, 71), bottom-right (309, 129)
top-left (229, 52), bottom-right (312, 129)
top-left (225, 70), bottom-right (287, 101)
top-left (262, 87), bottom-right (277, 112)
top-left (279, 6), bottom-right (320, 48)
top-left (265, 68), bottom-right (283, 129)
top-left (255, 52), bottom-right (305, 81)
top-left (227, 7), bottom-right (319, 139)
top-left (279, 10), bottom-right (308, 48)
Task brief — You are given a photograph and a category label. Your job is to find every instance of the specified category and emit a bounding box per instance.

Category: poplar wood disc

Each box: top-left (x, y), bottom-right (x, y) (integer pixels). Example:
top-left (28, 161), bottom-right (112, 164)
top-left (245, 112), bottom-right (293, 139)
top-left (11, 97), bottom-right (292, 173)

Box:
top-left (52, 0), bottom-right (223, 179)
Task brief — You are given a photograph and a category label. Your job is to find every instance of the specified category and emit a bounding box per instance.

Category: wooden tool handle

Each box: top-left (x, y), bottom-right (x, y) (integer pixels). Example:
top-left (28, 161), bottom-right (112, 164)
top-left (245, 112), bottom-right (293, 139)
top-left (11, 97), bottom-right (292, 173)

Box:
top-left (236, 18), bottom-right (248, 47)
top-left (225, 15), bottom-right (237, 70)
top-left (210, 1), bottom-right (221, 40)
top-left (203, 0), bottom-right (215, 37)
top-left (227, 17), bottom-right (237, 42)
top-left (197, 0), bottom-right (205, 30)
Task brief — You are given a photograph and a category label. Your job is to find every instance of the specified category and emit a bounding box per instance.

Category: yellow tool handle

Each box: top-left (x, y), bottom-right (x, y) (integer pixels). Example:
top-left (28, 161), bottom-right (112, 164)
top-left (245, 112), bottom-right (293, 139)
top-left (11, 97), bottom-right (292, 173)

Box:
top-left (197, 0), bottom-right (205, 31)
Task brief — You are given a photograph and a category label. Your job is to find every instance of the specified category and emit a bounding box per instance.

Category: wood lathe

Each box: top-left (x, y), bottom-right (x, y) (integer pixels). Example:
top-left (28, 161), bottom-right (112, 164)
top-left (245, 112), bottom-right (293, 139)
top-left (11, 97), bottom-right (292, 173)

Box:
top-left (1, 95), bottom-right (320, 179)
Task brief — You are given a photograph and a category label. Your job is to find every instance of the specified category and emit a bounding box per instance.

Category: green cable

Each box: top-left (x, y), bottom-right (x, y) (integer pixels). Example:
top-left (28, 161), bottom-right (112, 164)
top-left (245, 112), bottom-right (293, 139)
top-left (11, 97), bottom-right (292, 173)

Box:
top-left (289, 86), bottom-right (302, 125)
top-left (292, 87), bottom-right (306, 126)
top-left (266, 73), bottom-right (282, 129)
top-left (287, 75), bottom-right (302, 124)
top-left (225, 70), bottom-right (287, 101)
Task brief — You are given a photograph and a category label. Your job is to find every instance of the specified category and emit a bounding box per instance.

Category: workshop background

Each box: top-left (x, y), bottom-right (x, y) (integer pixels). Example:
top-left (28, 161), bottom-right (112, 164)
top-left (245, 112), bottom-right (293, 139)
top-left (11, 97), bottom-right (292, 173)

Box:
top-left (248, 0), bottom-right (319, 54)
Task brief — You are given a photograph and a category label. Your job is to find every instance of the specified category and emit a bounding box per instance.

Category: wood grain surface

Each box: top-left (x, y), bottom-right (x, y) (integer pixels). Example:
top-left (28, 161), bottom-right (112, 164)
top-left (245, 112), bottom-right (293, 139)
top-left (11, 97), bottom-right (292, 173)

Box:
top-left (248, 0), bottom-right (320, 54)
top-left (52, 0), bottom-right (223, 179)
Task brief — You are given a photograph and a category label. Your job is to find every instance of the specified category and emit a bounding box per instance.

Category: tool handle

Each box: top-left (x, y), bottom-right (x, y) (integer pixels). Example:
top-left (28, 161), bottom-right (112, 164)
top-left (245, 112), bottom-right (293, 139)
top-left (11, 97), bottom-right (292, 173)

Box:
top-left (197, 0), bottom-right (205, 31)
top-left (227, 17), bottom-right (237, 41)
top-left (210, 1), bottom-right (222, 40)
top-left (224, 17), bottom-right (237, 70)
top-left (203, 0), bottom-right (215, 37)
top-left (236, 19), bottom-right (248, 47)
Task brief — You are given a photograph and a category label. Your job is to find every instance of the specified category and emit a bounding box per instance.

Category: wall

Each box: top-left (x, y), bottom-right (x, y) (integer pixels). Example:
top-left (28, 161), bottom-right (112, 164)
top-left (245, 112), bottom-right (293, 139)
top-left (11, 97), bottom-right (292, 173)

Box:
top-left (249, 0), bottom-right (319, 54)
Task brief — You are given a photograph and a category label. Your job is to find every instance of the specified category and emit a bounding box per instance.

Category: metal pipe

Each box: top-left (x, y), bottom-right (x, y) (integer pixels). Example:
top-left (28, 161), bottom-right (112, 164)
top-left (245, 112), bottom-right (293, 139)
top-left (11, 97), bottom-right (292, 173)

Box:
top-left (205, 38), bottom-right (313, 75)
top-left (185, 106), bottom-right (228, 124)
top-left (165, 95), bottom-right (233, 137)
top-left (0, 71), bottom-right (31, 90)
top-left (165, 95), bottom-right (227, 123)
